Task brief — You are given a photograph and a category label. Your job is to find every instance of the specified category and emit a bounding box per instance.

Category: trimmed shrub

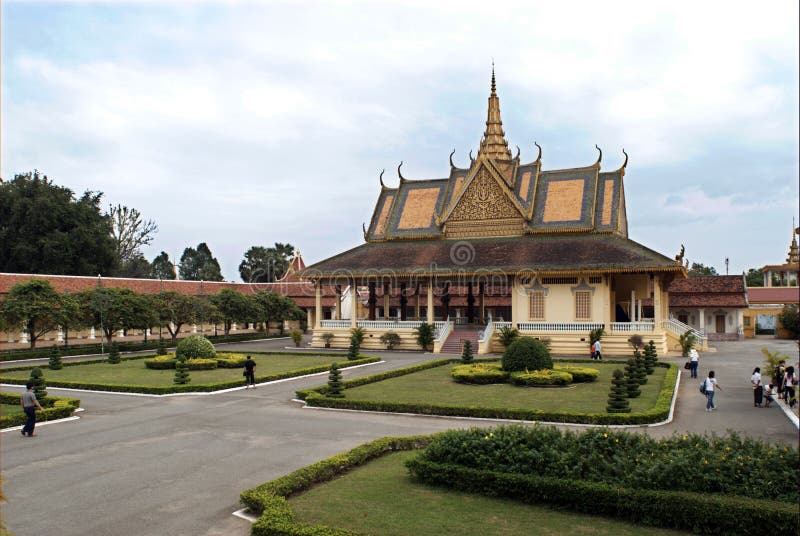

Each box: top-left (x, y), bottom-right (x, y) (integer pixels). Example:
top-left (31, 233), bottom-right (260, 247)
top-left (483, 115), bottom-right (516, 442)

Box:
top-left (379, 331), bottom-right (401, 350)
top-left (107, 342), bottom-right (121, 364)
top-left (29, 367), bottom-right (47, 399)
top-left (174, 357), bottom-right (190, 384)
top-left (321, 332), bottom-right (335, 348)
top-left (628, 334), bottom-right (644, 351)
top-left (553, 365), bottom-right (599, 383)
top-left (215, 354), bottom-right (248, 368)
top-left (414, 323), bottom-right (435, 351)
top-left (679, 330), bottom-right (696, 357)
top-left (451, 363), bottom-right (509, 384)
top-left (634, 350), bottom-right (648, 385)
top-left (624, 358), bottom-right (641, 398)
top-left (327, 363), bottom-right (344, 398)
top-left (144, 356), bottom-right (177, 369)
top-left (156, 339), bottom-right (167, 356)
top-left (350, 326), bottom-right (366, 349)
top-left (498, 325), bottom-right (520, 347)
top-left (290, 329), bottom-right (303, 347)
top-left (510, 369), bottom-right (573, 386)
top-left (643, 342), bottom-right (656, 374)
top-left (347, 336), bottom-right (359, 360)
top-left (48, 345), bottom-right (63, 370)
top-left (186, 358), bottom-right (218, 371)
top-left (501, 337), bottom-right (552, 372)
top-left (175, 334), bottom-right (216, 360)
top-left (460, 339), bottom-right (474, 364)
top-left (607, 369), bottom-right (631, 413)
top-left (648, 340), bottom-right (658, 364)
top-left (589, 327), bottom-right (604, 345)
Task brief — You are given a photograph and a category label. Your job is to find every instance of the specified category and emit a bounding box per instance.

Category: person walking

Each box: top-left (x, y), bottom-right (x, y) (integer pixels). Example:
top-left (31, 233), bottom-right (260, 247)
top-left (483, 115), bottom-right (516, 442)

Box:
top-left (592, 339), bottom-right (602, 360)
top-left (689, 348), bottom-right (699, 378)
top-left (751, 367), bottom-right (763, 407)
top-left (781, 366), bottom-right (796, 408)
top-left (20, 382), bottom-right (44, 437)
top-left (703, 370), bottom-right (721, 412)
top-left (243, 355), bottom-right (256, 389)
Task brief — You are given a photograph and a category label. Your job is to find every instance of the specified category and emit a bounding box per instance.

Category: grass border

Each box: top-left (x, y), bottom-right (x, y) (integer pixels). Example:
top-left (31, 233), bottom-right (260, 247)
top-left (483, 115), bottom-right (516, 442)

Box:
top-left (0, 353), bottom-right (379, 395)
top-left (0, 392), bottom-right (81, 428)
top-left (296, 358), bottom-right (679, 425)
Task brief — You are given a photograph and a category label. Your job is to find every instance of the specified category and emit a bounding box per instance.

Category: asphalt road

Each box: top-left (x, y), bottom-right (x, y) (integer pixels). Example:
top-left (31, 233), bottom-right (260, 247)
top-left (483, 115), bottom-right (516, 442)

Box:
top-left (1, 338), bottom-right (797, 536)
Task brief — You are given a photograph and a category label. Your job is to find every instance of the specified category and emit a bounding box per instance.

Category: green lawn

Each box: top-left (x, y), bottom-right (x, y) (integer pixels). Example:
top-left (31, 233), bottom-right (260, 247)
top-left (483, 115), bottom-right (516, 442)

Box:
top-left (1, 354), bottom-right (349, 387)
top-left (1, 403), bottom-right (24, 417)
top-left (341, 361), bottom-right (666, 413)
top-left (288, 450), bottom-right (688, 536)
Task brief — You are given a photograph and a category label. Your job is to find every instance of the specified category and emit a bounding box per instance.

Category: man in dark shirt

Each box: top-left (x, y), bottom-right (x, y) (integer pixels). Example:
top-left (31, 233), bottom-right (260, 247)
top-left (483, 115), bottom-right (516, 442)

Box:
top-left (244, 355), bottom-right (256, 389)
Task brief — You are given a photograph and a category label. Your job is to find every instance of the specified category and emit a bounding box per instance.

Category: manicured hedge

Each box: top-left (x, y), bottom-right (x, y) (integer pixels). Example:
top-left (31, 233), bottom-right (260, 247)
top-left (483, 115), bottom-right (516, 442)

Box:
top-left (216, 354), bottom-right (248, 368)
top-left (186, 358), bottom-right (218, 370)
top-left (299, 359), bottom-right (679, 425)
top-left (405, 458), bottom-right (798, 535)
top-left (553, 364), bottom-right (599, 383)
top-left (0, 392), bottom-right (81, 428)
top-left (241, 435), bottom-right (434, 536)
top-left (451, 362), bottom-right (509, 384)
top-left (509, 369), bottom-right (572, 386)
top-left (0, 356), bottom-right (380, 395)
top-left (144, 356), bottom-right (177, 369)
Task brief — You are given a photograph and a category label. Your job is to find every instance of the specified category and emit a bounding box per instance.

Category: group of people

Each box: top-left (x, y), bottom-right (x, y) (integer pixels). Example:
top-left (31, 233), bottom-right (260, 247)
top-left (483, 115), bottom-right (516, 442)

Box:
top-left (752, 361), bottom-right (797, 409)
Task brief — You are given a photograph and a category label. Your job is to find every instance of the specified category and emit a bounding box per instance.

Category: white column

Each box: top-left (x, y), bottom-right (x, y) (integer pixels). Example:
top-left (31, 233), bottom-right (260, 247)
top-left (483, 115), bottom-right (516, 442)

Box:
top-left (383, 283), bottom-right (390, 320)
top-left (89, 326), bottom-right (96, 340)
top-left (146, 328), bottom-right (152, 337)
top-left (315, 281), bottom-right (322, 330)
top-left (349, 284), bottom-right (357, 328)
top-left (232, 322), bottom-right (238, 332)
top-left (427, 279), bottom-right (434, 323)
top-left (652, 276), bottom-right (662, 327)
top-left (118, 329), bottom-right (125, 339)
top-left (637, 299), bottom-right (642, 322)
top-left (21, 331), bottom-right (28, 344)
top-left (698, 308), bottom-right (705, 332)
top-left (192, 324), bottom-right (197, 333)
top-left (630, 290), bottom-right (636, 321)
top-left (57, 327), bottom-right (64, 342)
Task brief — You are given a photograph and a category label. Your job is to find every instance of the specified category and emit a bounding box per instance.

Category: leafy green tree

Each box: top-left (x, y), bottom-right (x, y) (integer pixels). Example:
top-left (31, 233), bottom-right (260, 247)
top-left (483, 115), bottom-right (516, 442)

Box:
top-left (679, 330), bottom-right (697, 357)
top-left (327, 363), bottom-right (344, 397)
top-left (251, 290), bottom-right (285, 334)
top-left (380, 331), bottom-right (401, 350)
top-left (115, 253), bottom-right (152, 278)
top-left (461, 339), bottom-right (474, 363)
top-left (57, 293), bottom-right (84, 347)
top-left (688, 262), bottom-right (718, 276)
top-left (350, 326), bottom-right (366, 349)
top-left (414, 323), bottom-right (435, 351)
top-left (153, 292), bottom-right (199, 343)
top-left (29, 367), bottom-right (47, 399)
top-left (150, 252), bottom-right (176, 280)
top-left (107, 342), bottom-right (121, 364)
top-left (745, 268), bottom-right (764, 288)
top-left (179, 243), bottom-right (223, 281)
top-left (778, 304), bottom-right (799, 339)
top-left (210, 289), bottom-right (255, 335)
top-left (606, 369), bottom-right (631, 413)
top-left (239, 243), bottom-right (295, 283)
top-left (76, 287), bottom-right (154, 345)
top-left (1, 279), bottom-right (63, 348)
top-left (174, 356), bottom-right (190, 384)
top-left (48, 345), bottom-right (63, 370)
top-left (0, 171), bottom-right (117, 275)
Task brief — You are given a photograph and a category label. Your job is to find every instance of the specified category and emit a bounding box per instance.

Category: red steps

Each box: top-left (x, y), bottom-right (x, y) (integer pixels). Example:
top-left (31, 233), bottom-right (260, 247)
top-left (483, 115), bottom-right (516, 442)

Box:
top-left (440, 328), bottom-right (482, 354)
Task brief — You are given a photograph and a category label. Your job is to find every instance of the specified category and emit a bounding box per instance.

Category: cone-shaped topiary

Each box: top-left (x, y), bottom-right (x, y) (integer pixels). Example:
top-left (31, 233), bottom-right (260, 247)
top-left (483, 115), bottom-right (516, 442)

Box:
top-left (176, 334), bottom-right (216, 360)
top-left (648, 339), bottom-right (658, 364)
top-left (48, 344), bottom-right (63, 370)
top-left (624, 358), bottom-right (641, 398)
top-left (606, 369), bottom-right (631, 413)
top-left (502, 337), bottom-right (552, 372)
top-left (461, 340), bottom-right (474, 364)
top-left (327, 363), bottom-right (344, 398)
top-left (29, 367), bottom-right (47, 399)
top-left (107, 342), bottom-right (121, 364)
top-left (634, 349), bottom-right (647, 385)
top-left (643, 342), bottom-right (656, 374)
top-left (347, 336), bottom-right (359, 360)
top-left (174, 357), bottom-right (190, 384)
top-left (156, 339), bottom-right (167, 356)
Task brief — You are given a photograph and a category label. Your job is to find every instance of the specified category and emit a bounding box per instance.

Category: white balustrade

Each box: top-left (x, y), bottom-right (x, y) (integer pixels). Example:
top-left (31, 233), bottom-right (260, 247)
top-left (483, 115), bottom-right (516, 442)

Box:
top-left (494, 321), bottom-right (513, 330)
top-left (517, 322), bottom-right (604, 332)
top-left (478, 320), bottom-right (494, 343)
top-left (320, 320), bottom-right (352, 329)
top-left (610, 322), bottom-right (655, 332)
top-left (435, 321), bottom-right (454, 342)
top-left (662, 318), bottom-right (707, 346)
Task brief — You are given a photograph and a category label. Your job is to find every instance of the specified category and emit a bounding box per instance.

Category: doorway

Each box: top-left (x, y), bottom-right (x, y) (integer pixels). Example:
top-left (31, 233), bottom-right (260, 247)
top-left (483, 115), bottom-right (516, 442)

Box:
top-left (715, 315), bottom-right (726, 334)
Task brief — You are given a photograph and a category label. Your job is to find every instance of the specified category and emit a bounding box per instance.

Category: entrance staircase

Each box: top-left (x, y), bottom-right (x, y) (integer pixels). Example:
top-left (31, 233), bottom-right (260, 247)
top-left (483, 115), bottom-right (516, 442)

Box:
top-left (440, 326), bottom-right (482, 354)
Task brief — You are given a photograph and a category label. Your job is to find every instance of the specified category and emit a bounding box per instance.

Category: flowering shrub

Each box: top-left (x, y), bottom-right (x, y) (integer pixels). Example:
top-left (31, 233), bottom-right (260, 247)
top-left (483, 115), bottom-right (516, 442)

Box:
top-left (451, 362), bottom-right (508, 384)
top-left (413, 426), bottom-right (798, 503)
top-left (553, 365), bottom-right (599, 383)
top-left (186, 358), bottom-right (218, 370)
top-left (510, 369), bottom-right (572, 386)
top-left (144, 355), bottom-right (177, 369)
top-left (176, 334), bottom-right (216, 360)
top-left (215, 353), bottom-right (248, 368)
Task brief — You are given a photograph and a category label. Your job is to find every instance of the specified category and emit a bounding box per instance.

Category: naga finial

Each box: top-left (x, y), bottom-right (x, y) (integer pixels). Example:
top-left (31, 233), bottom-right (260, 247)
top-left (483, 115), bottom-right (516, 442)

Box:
top-left (514, 145), bottom-right (520, 160)
top-left (449, 149), bottom-right (456, 169)
top-left (675, 244), bottom-right (685, 263)
top-left (469, 149), bottom-right (475, 165)
top-left (620, 148), bottom-right (628, 170)
top-left (362, 222), bottom-right (368, 240)
top-left (534, 141), bottom-right (542, 162)
top-left (594, 144), bottom-right (602, 166)
top-left (379, 169), bottom-right (385, 188)
top-left (397, 161), bottom-right (406, 182)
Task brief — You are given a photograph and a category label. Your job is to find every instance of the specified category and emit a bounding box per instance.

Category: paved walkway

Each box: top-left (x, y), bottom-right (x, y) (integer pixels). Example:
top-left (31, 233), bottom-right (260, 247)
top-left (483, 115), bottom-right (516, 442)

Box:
top-left (2, 339), bottom-right (797, 536)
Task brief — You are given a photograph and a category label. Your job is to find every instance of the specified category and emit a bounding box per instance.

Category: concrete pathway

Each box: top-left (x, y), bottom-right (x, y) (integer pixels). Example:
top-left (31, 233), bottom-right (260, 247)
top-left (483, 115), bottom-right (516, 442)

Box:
top-left (1, 339), bottom-right (797, 536)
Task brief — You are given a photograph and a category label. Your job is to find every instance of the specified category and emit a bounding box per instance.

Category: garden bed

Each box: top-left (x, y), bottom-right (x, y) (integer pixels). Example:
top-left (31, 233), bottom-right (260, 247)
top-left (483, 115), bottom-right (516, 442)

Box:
top-left (0, 352), bottom-right (379, 394)
top-left (297, 358), bottom-right (677, 425)
top-left (0, 392), bottom-right (81, 428)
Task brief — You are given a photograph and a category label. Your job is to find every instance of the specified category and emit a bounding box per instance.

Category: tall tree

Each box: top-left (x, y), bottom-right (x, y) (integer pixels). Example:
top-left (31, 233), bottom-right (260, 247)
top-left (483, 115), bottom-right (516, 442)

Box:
top-left (115, 253), bottom-right (152, 278)
top-left (76, 287), bottom-right (154, 345)
top-left (109, 204), bottom-right (158, 277)
top-left (150, 252), bottom-right (176, 280)
top-left (180, 243), bottom-right (223, 281)
top-left (688, 262), bottom-right (718, 276)
top-left (745, 268), bottom-right (764, 287)
top-left (0, 280), bottom-right (63, 349)
top-left (239, 243), bottom-right (295, 283)
top-left (210, 289), bottom-right (255, 335)
top-left (0, 171), bottom-right (117, 275)
top-left (153, 292), bottom-right (199, 343)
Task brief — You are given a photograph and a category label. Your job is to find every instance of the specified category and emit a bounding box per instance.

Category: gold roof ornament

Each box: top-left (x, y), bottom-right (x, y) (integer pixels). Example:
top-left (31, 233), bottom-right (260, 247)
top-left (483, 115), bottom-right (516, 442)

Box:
top-left (787, 222), bottom-right (799, 264)
top-left (477, 63), bottom-right (512, 161)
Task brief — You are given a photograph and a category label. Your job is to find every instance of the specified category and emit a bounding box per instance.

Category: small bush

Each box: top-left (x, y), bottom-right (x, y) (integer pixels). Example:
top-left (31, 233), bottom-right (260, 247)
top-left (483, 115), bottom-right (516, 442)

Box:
top-left (679, 330), bottom-right (696, 357)
top-left (327, 363), bottom-right (344, 398)
top-left (144, 356), bottom-right (177, 369)
top-left (107, 342), bottom-right (121, 364)
top-left (607, 369), bottom-right (631, 413)
top-left (156, 340), bottom-right (167, 356)
top-left (451, 363), bottom-right (509, 384)
top-left (379, 331), bottom-right (401, 350)
top-left (350, 326), bottom-right (366, 349)
top-left (553, 365), bottom-right (599, 383)
top-left (347, 336), bottom-right (359, 360)
top-left (628, 334), bottom-right (644, 351)
top-left (176, 334), bottom-right (216, 360)
top-left (216, 354), bottom-right (248, 368)
top-left (634, 350), bottom-right (648, 385)
top-left (498, 325), bottom-right (520, 347)
top-left (643, 343), bottom-right (656, 374)
top-left (461, 339), bottom-right (474, 363)
top-left (29, 367), bottom-right (47, 399)
top-left (290, 329), bottom-right (303, 347)
top-left (48, 345), bottom-right (63, 370)
top-left (414, 323), bottom-right (435, 351)
top-left (624, 358), bottom-right (641, 398)
top-left (186, 358), bottom-right (218, 370)
top-left (589, 327), bottom-right (604, 345)
top-left (174, 357), bottom-right (190, 384)
top-left (502, 337), bottom-right (552, 372)
top-left (510, 369), bottom-right (572, 386)
top-left (321, 332), bottom-right (335, 348)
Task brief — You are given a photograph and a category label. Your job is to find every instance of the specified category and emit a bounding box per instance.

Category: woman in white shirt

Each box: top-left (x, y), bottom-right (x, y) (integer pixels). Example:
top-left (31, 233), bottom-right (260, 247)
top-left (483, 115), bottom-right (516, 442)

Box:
top-left (704, 370), bottom-right (722, 411)
top-left (689, 348), bottom-right (699, 378)
top-left (751, 367), bottom-right (763, 407)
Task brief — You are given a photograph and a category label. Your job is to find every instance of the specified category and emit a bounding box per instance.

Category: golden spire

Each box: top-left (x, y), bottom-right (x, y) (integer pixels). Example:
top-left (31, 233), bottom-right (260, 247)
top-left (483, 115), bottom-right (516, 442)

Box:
top-left (787, 221), bottom-right (799, 264)
top-left (477, 63), bottom-right (512, 161)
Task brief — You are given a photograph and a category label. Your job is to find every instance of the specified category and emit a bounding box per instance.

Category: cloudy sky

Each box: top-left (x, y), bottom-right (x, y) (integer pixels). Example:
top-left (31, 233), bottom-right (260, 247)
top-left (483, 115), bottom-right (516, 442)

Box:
top-left (2, 0), bottom-right (798, 281)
